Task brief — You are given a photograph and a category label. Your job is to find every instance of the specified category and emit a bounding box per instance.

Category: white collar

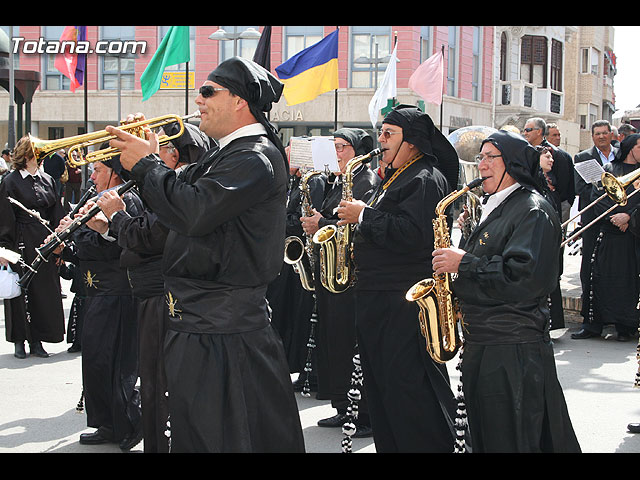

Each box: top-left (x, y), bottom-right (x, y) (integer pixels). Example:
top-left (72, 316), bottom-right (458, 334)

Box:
top-left (19, 168), bottom-right (42, 179)
top-left (217, 123), bottom-right (267, 150)
top-left (478, 182), bottom-right (521, 224)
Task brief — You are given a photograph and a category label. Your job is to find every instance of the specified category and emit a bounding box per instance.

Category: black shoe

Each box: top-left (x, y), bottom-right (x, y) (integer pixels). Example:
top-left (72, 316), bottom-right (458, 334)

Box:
top-left (617, 333), bottom-right (631, 342)
top-left (67, 343), bottom-right (81, 353)
top-left (317, 413), bottom-right (348, 428)
top-left (29, 342), bottom-right (49, 358)
top-left (14, 342), bottom-right (26, 359)
top-left (119, 424), bottom-right (143, 451)
top-left (628, 423), bottom-right (640, 434)
top-left (353, 424), bottom-right (373, 438)
top-left (79, 430), bottom-right (111, 445)
top-left (571, 329), bottom-right (600, 340)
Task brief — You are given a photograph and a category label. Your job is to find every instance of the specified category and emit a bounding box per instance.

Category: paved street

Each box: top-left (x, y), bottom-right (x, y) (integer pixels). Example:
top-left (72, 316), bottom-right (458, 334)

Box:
top-left (1, 244), bottom-right (640, 453)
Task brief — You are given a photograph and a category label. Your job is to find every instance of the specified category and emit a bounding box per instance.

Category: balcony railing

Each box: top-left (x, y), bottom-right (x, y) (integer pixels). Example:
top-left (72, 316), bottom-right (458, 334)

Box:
top-left (497, 80), bottom-right (563, 116)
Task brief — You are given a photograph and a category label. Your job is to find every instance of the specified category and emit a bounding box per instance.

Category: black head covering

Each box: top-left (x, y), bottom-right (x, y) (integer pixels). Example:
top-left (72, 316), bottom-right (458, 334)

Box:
top-left (162, 122), bottom-right (214, 165)
top-left (99, 141), bottom-right (129, 181)
top-left (614, 133), bottom-right (640, 163)
top-left (481, 130), bottom-right (544, 193)
top-left (382, 104), bottom-right (459, 190)
top-left (207, 57), bottom-right (288, 169)
top-left (333, 128), bottom-right (373, 157)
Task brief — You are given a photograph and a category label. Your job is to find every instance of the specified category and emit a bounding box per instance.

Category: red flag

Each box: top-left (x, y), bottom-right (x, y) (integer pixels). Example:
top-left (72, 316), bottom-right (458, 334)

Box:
top-left (408, 50), bottom-right (444, 105)
top-left (54, 26), bottom-right (86, 92)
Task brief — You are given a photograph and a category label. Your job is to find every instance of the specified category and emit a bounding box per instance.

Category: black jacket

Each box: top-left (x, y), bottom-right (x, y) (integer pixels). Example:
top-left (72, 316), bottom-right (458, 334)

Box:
top-left (454, 186), bottom-right (561, 344)
top-left (130, 134), bottom-right (288, 288)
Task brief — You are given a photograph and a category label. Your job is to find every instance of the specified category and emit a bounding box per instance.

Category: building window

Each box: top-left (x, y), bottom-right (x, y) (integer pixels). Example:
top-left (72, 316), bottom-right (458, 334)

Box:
top-left (42, 26), bottom-right (70, 90)
top-left (500, 32), bottom-right (508, 82)
top-left (420, 26), bottom-right (433, 61)
top-left (581, 47), bottom-right (600, 75)
top-left (1, 26), bottom-right (20, 69)
top-left (591, 48), bottom-right (600, 75)
top-left (351, 26), bottom-right (392, 88)
top-left (472, 26), bottom-right (482, 101)
top-left (550, 39), bottom-right (563, 91)
top-left (521, 35), bottom-right (547, 88)
top-left (284, 26), bottom-right (324, 61)
top-left (48, 126), bottom-right (64, 140)
top-left (100, 26), bottom-right (136, 90)
top-left (447, 26), bottom-right (459, 97)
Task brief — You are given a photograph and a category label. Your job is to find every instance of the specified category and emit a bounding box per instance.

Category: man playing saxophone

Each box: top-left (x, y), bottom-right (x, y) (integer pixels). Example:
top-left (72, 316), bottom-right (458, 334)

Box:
top-left (337, 105), bottom-right (460, 452)
top-left (431, 130), bottom-right (581, 453)
top-left (300, 128), bottom-right (379, 437)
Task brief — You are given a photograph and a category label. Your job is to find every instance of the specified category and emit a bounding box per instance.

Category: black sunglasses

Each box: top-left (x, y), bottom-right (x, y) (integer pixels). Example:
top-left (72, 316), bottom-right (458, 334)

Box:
top-left (199, 85), bottom-right (229, 98)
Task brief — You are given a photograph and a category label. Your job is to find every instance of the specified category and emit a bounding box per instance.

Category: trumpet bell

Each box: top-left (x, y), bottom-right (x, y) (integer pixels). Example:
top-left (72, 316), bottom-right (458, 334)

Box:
top-left (601, 168), bottom-right (640, 206)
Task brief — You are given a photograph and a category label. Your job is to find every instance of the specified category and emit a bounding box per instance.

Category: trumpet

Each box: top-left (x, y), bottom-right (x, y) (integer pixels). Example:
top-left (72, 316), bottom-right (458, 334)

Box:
top-left (28, 112), bottom-right (201, 168)
top-left (561, 168), bottom-right (640, 245)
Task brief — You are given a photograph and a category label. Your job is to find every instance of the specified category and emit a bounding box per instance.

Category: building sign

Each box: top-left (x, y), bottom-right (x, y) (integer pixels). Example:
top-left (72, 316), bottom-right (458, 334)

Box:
top-left (160, 71), bottom-right (195, 90)
top-left (271, 109), bottom-right (304, 122)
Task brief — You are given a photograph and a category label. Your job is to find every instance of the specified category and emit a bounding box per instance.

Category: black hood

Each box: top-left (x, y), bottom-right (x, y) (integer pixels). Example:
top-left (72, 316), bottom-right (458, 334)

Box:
top-left (614, 133), bottom-right (640, 163)
top-left (481, 130), bottom-right (544, 193)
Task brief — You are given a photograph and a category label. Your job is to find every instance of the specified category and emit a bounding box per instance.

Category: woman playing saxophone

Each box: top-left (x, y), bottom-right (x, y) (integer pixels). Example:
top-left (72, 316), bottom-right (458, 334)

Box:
top-left (302, 128), bottom-right (379, 437)
top-left (337, 105), bottom-right (460, 453)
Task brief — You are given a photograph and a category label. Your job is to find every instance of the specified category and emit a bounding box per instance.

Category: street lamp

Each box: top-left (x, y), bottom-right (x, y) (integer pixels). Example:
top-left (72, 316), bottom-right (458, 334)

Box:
top-left (208, 27), bottom-right (261, 57)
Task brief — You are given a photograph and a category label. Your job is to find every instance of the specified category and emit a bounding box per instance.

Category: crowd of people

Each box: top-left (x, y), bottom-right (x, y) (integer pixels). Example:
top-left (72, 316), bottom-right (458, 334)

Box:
top-left (0, 55), bottom-right (639, 453)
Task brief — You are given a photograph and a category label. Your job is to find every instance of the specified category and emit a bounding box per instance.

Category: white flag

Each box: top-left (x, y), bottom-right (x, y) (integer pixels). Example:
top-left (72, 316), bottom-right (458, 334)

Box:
top-left (368, 45), bottom-right (398, 129)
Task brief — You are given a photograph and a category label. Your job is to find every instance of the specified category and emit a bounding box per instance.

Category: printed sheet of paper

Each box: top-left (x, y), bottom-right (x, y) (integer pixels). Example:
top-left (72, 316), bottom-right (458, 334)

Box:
top-left (289, 136), bottom-right (339, 172)
top-left (574, 159), bottom-right (604, 185)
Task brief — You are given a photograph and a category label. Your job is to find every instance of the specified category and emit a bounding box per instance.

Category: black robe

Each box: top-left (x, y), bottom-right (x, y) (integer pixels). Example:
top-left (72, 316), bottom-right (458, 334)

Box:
top-left (128, 134), bottom-right (305, 453)
top-left (583, 161), bottom-right (640, 335)
top-left (266, 172), bottom-right (325, 374)
top-left (352, 156), bottom-right (457, 452)
top-left (108, 191), bottom-right (171, 453)
top-left (453, 186), bottom-right (581, 453)
top-left (72, 188), bottom-right (142, 443)
top-left (0, 169), bottom-right (65, 344)
top-left (314, 165), bottom-right (379, 411)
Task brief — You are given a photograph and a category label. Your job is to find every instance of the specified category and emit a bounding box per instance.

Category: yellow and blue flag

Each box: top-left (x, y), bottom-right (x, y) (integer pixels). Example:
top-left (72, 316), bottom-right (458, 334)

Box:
top-left (275, 29), bottom-right (339, 106)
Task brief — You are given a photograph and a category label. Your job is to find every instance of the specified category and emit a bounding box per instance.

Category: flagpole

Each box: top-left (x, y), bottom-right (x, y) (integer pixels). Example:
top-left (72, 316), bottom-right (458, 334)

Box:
top-left (440, 44), bottom-right (444, 130)
top-left (82, 53), bottom-right (88, 190)
top-left (334, 26), bottom-right (339, 131)
top-left (185, 61), bottom-right (189, 116)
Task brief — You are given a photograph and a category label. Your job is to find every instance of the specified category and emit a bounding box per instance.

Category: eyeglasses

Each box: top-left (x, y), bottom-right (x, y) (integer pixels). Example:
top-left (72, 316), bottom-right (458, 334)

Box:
top-left (377, 128), bottom-right (402, 140)
top-left (523, 127), bottom-right (540, 133)
top-left (334, 142), bottom-right (352, 152)
top-left (474, 153), bottom-right (502, 164)
top-left (199, 85), bottom-right (229, 98)
top-left (535, 146), bottom-right (551, 155)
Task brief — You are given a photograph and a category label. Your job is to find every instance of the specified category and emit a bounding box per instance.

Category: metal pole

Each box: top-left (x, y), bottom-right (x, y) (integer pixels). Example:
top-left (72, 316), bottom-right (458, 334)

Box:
top-left (8, 26), bottom-right (16, 149)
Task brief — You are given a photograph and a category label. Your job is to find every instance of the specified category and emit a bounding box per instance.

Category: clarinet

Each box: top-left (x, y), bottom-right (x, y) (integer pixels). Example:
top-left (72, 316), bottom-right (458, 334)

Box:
top-left (17, 180), bottom-right (136, 290)
top-left (69, 184), bottom-right (97, 218)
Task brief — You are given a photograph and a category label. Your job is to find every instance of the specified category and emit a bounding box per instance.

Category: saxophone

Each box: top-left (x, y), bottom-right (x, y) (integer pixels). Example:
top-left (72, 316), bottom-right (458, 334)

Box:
top-left (284, 170), bottom-right (323, 292)
top-left (313, 148), bottom-right (384, 294)
top-left (405, 177), bottom-right (485, 363)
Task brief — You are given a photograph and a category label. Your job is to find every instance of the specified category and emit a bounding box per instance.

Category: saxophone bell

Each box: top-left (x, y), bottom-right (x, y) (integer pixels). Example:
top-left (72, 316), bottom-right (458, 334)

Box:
top-left (406, 177), bottom-right (487, 364)
top-left (284, 235), bottom-right (315, 292)
top-left (314, 148), bottom-right (386, 294)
